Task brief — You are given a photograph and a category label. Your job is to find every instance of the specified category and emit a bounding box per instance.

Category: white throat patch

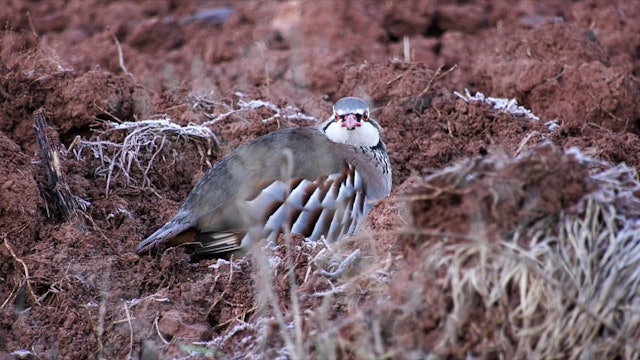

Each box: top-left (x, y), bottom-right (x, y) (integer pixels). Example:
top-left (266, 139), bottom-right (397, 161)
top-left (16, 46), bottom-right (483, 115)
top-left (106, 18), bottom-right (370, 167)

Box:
top-left (324, 119), bottom-right (380, 147)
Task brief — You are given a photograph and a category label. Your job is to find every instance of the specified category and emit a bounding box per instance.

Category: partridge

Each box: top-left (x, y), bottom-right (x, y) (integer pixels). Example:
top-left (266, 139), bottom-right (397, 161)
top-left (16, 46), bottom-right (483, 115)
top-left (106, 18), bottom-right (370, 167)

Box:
top-left (135, 97), bottom-right (391, 258)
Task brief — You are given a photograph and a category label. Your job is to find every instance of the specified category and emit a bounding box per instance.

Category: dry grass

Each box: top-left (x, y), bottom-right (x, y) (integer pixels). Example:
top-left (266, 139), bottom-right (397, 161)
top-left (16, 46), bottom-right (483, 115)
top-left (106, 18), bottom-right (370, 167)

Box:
top-left (410, 148), bottom-right (640, 359)
top-left (68, 117), bottom-right (219, 195)
top-left (189, 93), bottom-right (317, 127)
top-left (185, 234), bottom-right (392, 359)
top-left (454, 88), bottom-right (541, 121)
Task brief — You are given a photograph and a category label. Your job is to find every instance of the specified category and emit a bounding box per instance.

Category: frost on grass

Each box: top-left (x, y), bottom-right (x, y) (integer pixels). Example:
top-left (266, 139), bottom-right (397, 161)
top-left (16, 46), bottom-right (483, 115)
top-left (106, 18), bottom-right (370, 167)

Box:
top-left (454, 88), bottom-right (541, 122)
top-left (401, 143), bottom-right (640, 359)
top-left (189, 92), bottom-right (316, 126)
top-left (69, 117), bottom-right (219, 195)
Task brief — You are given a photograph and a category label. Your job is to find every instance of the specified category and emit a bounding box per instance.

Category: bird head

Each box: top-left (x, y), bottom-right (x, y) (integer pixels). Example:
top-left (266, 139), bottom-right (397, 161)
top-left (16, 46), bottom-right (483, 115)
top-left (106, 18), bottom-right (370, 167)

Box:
top-left (323, 97), bottom-right (381, 147)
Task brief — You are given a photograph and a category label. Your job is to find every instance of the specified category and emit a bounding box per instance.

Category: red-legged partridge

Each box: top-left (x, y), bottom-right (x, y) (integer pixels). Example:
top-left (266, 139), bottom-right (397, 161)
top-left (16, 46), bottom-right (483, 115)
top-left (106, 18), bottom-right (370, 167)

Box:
top-left (135, 97), bottom-right (391, 258)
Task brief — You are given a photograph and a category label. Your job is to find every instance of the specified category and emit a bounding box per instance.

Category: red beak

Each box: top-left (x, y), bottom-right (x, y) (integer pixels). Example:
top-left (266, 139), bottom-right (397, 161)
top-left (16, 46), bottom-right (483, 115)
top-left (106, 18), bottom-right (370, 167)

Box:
top-left (341, 114), bottom-right (361, 130)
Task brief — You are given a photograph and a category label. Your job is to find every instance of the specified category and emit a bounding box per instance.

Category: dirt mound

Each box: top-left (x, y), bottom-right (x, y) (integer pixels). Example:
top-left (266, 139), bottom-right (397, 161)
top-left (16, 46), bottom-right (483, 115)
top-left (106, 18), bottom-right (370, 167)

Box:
top-left (381, 144), bottom-right (640, 358)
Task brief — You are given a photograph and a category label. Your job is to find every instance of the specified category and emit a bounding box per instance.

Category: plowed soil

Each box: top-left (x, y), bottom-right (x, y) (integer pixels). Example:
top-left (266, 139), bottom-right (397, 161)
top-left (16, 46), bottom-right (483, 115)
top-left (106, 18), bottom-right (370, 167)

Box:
top-left (1, 1), bottom-right (639, 359)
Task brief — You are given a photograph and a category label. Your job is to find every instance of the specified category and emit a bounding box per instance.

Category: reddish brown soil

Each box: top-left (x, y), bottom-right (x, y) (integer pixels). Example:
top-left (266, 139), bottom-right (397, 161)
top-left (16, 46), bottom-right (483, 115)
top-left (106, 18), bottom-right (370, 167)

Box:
top-left (1, 0), bottom-right (639, 358)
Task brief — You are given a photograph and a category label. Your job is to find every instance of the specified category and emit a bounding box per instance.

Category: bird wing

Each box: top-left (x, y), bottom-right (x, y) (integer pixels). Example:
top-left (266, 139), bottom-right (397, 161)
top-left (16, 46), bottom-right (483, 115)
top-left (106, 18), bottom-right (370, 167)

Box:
top-left (189, 162), bottom-right (366, 258)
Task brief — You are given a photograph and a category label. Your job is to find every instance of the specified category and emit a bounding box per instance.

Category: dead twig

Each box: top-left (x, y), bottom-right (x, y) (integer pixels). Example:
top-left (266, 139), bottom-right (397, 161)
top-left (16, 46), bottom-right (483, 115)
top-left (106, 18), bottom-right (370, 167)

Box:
top-left (2, 234), bottom-right (41, 307)
top-left (317, 249), bottom-right (361, 279)
top-left (34, 109), bottom-right (86, 220)
top-left (123, 300), bottom-right (134, 359)
top-left (419, 64), bottom-right (457, 98)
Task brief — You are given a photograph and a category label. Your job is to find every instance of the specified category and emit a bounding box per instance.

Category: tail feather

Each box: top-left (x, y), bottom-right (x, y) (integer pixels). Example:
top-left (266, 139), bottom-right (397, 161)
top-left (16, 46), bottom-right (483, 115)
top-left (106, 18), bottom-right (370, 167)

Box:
top-left (192, 231), bottom-right (244, 256)
top-left (135, 213), bottom-right (193, 254)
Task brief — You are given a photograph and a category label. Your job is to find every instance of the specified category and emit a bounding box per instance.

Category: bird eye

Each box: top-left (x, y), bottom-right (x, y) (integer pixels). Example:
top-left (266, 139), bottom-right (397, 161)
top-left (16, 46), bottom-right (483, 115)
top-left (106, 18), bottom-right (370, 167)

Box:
top-left (362, 112), bottom-right (369, 121)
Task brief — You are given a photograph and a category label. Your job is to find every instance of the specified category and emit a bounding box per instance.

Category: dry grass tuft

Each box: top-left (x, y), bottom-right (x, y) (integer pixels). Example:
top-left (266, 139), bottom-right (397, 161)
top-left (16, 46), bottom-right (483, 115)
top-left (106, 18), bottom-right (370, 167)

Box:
top-left (402, 145), bottom-right (640, 358)
top-left (190, 233), bottom-right (392, 359)
top-left (69, 117), bottom-right (218, 195)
